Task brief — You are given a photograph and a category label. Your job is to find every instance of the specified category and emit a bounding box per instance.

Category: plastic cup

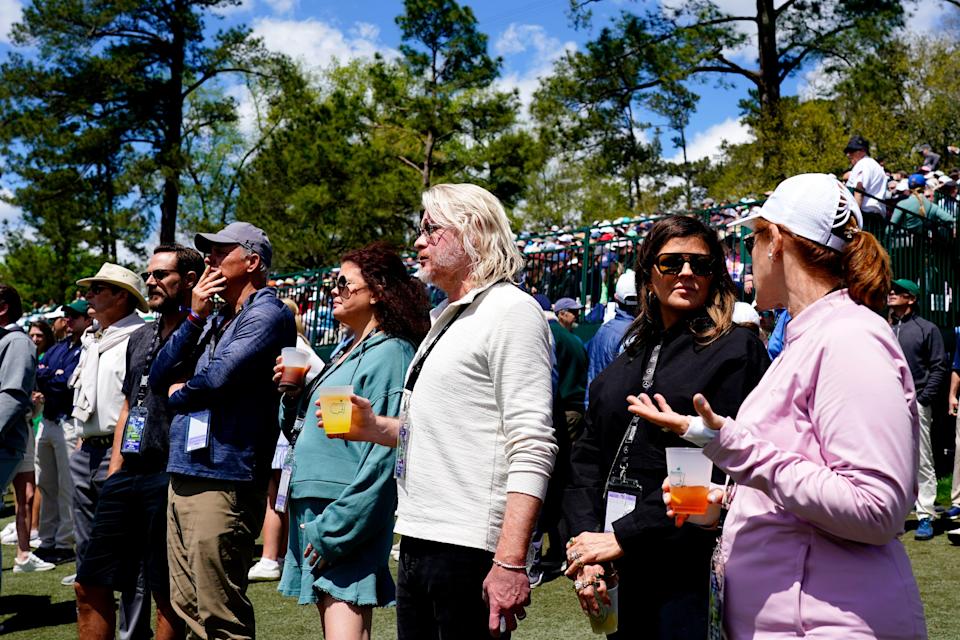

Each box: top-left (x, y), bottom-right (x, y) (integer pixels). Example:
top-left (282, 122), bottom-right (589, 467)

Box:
top-left (317, 385), bottom-right (354, 434)
top-left (665, 447), bottom-right (713, 515)
top-left (279, 347), bottom-right (310, 391)
top-left (588, 584), bottom-right (619, 634)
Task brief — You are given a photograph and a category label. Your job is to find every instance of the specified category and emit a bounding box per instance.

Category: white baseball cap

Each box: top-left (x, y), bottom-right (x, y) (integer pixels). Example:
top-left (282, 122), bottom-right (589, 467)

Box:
top-left (732, 301), bottom-right (760, 326)
top-left (728, 173), bottom-right (863, 252)
top-left (614, 269), bottom-right (637, 304)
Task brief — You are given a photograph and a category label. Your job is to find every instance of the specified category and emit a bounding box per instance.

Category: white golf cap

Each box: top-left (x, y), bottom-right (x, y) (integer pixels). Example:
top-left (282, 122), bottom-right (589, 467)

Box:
top-left (728, 173), bottom-right (863, 252)
top-left (614, 269), bottom-right (637, 304)
top-left (732, 301), bottom-right (760, 326)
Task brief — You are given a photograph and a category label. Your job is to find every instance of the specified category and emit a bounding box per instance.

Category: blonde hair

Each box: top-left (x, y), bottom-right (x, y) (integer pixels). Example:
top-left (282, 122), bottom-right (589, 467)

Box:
top-left (280, 297), bottom-right (306, 338)
top-left (421, 183), bottom-right (525, 287)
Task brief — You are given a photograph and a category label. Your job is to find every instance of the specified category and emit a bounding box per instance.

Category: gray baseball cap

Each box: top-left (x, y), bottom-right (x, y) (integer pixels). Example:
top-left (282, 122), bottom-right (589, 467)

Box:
top-left (195, 221), bottom-right (273, 268)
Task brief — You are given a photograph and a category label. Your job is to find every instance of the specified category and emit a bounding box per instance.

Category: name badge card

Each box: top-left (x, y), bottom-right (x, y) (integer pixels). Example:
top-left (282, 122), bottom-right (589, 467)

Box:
top-left (185, 410), bottom-right (211, 452)
top-left (120, 406), bottom-right (148, 454)
top-left (603, 491), bottom-right (637, 533)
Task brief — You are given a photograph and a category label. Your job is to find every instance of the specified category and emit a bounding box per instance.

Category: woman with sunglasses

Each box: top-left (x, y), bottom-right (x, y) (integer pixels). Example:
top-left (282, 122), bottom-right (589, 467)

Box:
top-left (630, 174), bottom-right (926, 639)
top-left (274, 242), bottom-right (430, 639)
top-left (563, 215), bottom-right (769, 639)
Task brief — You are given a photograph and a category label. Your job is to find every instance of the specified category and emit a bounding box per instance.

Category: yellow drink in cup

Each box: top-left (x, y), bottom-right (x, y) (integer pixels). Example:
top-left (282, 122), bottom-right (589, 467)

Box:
top-left (318, 386), bottom-right (354, 434)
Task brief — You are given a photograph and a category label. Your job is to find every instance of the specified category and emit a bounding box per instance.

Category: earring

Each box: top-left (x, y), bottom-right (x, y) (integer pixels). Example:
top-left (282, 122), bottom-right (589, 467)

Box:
top-left (767, 251), bottom-right (774, 261)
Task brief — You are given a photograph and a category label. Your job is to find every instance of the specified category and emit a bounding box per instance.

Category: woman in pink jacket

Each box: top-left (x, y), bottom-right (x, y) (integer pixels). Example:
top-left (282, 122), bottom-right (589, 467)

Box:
top-left (629, 173), bottom-right (927, 639)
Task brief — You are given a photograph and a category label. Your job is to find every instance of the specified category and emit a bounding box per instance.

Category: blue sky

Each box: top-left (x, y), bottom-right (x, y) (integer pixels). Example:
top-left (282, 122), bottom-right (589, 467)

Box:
top-left (0, 0), bottom-right (948, 227)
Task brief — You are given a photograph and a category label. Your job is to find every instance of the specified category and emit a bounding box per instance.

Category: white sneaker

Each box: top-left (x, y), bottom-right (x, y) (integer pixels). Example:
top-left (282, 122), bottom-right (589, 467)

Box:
top-left (390, 541), bottom-right (401, 563)
top-left (247, 558), bottom-right (281, 582)
top-left (13, 552), bottom-right (56, 573)
top-left (0, 522), bottom-right (14, 538)
top-left (60, 573), bottom-right (76, 586)
top-left (29, 536), bottom-right (41, 549)
top-left (0, 531), bottom-right (16, 545)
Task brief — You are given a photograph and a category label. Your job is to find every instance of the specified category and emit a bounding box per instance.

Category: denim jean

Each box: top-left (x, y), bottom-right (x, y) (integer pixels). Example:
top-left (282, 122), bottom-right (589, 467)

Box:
top-left (0, 448), bottom-right (23, 593)
top-left (396, 537), bottom-right (506, 640)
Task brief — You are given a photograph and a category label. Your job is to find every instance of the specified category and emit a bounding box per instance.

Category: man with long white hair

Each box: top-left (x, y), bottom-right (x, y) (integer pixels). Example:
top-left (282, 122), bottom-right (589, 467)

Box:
top-left (334, 183), bottom-right (557, 639)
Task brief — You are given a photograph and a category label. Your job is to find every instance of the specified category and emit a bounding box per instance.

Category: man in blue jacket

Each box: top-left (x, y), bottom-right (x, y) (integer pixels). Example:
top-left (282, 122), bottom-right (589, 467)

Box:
top-left (150, 222), bottom-right (295, 639)
top-left (586, 269), bottom-right (637, 403)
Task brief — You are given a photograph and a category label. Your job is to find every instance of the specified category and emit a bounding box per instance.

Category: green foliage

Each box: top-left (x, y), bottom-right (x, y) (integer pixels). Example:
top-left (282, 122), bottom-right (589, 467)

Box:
top-left (235, 0), bottom-right (540, 269)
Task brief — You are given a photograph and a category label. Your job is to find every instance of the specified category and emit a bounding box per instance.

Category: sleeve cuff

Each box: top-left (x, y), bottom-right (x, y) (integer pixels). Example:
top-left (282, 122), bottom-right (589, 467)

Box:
top-left (681, 416), bottom-right (718, 447)
top-left (505, 470), bottom-right (550, 501)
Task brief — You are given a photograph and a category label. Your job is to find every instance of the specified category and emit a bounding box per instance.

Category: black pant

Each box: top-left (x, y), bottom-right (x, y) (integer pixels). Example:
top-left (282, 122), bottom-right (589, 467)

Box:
top-left (397, 537), bottom-right (506, 640)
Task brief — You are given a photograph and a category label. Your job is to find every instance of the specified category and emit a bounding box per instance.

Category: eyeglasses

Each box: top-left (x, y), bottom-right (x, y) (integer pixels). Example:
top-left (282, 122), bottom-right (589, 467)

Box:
top-left (140, 269), bottom-right (175, 283)
top-left (418, 221), bottom-right (446, 246)
top-left (654, 253), bottom-right (716, 277)
top-left (335, 275), bottom-right (368, 300)
top-left (744, 234), bottom-right (756, 255)
top-left (86, 283), bottom-right (114, 296)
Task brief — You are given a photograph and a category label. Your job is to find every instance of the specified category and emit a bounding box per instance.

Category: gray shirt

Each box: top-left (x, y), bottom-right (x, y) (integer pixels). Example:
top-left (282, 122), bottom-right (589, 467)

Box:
top-left (0, 324), bottom-right (37, 454)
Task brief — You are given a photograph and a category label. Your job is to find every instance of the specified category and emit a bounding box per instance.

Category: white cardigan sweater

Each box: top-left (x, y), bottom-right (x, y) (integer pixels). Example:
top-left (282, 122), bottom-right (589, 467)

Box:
top-left (394, 281), bottom-right (558, 553)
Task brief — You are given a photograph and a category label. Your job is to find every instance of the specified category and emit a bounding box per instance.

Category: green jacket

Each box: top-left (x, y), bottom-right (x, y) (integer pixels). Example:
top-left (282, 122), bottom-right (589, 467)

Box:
top-left (549, 320), bottom-right (587, 412)
top-left (890, 193), bottom-right (953, 230)
top-left (280, 331), bottom-right (414, 566)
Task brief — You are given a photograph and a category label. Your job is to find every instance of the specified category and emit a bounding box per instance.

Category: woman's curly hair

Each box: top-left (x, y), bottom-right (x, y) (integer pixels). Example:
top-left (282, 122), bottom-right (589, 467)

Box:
top-left (341, 242), bottom-right (431, 346)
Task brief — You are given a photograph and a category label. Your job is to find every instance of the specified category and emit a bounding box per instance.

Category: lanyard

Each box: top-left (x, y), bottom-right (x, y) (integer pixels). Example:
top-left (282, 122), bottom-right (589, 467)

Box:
top-left (605, 339), bottom-right (663, 496)
top-left (134, 322), bottom-right (166, 408)
top-left (404, 303), bottom-right (470, 392)
top-left (287, 330), bottom-right (379, 447)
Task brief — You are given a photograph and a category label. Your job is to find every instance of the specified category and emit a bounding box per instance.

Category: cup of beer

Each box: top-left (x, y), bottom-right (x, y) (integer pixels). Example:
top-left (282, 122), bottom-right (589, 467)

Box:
top-left (317, 386), bottom-right (354, 434)
top-left (279, 347), bottom-right (310, 392)
top-left (588, 583), bottom-right (619, 634)
top-left (665, 447), bottom-right (713, 516)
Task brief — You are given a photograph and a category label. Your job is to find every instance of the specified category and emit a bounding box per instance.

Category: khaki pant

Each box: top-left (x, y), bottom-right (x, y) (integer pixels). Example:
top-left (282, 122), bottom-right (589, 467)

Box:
top-left (167, 475), bottom-right (265, 640)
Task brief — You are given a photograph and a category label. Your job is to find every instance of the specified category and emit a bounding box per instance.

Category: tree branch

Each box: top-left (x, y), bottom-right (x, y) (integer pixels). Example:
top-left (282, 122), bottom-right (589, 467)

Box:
top-left (396, 155), bottom-right (421, 172)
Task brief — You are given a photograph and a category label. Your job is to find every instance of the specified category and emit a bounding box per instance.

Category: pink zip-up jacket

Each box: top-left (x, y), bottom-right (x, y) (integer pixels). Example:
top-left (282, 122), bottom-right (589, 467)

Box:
top-left (704, 290), bottom-right (927, 639)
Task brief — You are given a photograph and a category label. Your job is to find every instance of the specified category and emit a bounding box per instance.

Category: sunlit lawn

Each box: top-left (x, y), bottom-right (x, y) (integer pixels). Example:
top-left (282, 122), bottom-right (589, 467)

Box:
top-left (1, 478), bottom-right (957, 639)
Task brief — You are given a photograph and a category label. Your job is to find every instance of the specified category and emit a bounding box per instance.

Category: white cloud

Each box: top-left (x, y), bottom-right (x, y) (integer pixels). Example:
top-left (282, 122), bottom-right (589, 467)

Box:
top-left (263, 0), bottom-right (296, 16)
top-left (492, 23), bottom-right (576, 114)
top-left (0, 188), bottom-right (20, 223)
top-left (669, 117), bottom-right (752, 163)
top-left (212, 0), bottom-right (255, 17)
top-left (0, 0), bottom-right (22, 44)
top-left (252, 17), bottom-right (396, 70)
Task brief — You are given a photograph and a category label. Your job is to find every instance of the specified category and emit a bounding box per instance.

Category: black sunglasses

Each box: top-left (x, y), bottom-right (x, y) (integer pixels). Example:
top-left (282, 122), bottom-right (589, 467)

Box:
top-left (654, 253), bottom-right (716, 277)
top-left (140, 269), bottom-right (175, 283)
top-left (744, 234), bottom-right (756, 255)
top-left (335, 275), bottom-right (368, 300)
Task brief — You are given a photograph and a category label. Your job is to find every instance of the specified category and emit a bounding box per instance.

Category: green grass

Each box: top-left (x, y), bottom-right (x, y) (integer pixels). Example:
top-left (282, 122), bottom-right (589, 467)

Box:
top-left (2, 482), bottom-right (959, 639)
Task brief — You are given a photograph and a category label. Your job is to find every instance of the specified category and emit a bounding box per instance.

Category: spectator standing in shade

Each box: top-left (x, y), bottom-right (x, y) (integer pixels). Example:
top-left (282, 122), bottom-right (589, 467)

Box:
top-left (67, 264), bottom-right (148, 633)
top-left (889, 277), bottom-right (946, 541)
top-left (551, 298), bottom-right (588, 441)
top-left (947, 338), bottom-right (960, 528)
top-left (33, 300), bottom-right (90, 565)
top-left (73, 244), bottom-right (203, 640)
top-left (586, 270), bottom-right (637, 400)
top-left (331, 183), bottom-right (557, 639)
top-left (150, 222), bottom-right (295, 639)
top-left (844, 135), bottom-right (888, 220)
top-left (0, 283), bottom-right (38, 588)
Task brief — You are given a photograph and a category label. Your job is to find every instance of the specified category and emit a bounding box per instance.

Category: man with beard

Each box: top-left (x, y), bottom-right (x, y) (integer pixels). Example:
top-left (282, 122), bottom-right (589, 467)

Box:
top-left (74, 245), bottom-right (203, 640)
top-left (337, 184), bottom-right (557, 639)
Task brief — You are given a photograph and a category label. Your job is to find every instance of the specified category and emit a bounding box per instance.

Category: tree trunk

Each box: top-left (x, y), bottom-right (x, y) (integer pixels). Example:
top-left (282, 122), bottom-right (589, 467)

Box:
top-left (756, 0), bottom-right (783, 179)
top-left (159, 0), bottom-right (186, 244)
top-left (422, 129), bottom-right (434, 189)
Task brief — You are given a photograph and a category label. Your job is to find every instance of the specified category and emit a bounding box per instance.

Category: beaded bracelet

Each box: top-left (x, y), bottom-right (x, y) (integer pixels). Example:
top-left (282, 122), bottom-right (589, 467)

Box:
top-left (492, 558), bottom-right (527, 571)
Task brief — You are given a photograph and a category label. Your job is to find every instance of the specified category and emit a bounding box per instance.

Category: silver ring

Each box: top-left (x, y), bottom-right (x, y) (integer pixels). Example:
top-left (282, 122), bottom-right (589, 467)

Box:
top-left (574, 580), bottom-right (584, 591)
top-left (568, 550), bottom-right (581, 562)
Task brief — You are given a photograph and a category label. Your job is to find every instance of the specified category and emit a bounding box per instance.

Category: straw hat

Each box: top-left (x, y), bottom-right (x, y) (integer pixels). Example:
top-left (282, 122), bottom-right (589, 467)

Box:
top-left (76, 263), bottom-right (148, 312)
